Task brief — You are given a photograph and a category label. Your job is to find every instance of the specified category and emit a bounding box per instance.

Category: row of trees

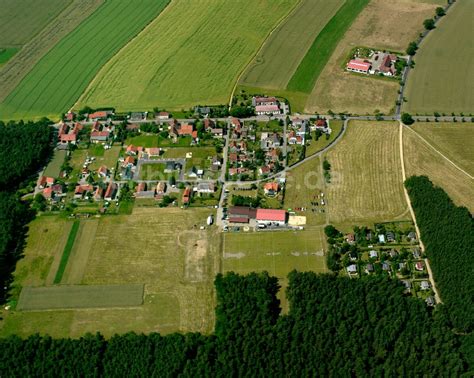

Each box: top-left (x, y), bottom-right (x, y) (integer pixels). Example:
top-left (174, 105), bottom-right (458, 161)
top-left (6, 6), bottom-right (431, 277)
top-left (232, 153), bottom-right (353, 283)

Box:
top-left (0, 119), bottom-right (54, 302)
top-left (405, 175), bottom-right (474, 333)
top-left (1, 271), bottom-right (471, 375)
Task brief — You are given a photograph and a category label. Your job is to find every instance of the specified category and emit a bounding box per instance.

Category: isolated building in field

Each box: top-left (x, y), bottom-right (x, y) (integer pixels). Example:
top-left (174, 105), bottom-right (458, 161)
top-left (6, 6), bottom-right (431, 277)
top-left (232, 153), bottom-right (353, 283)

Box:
top-left (346, 59), bottom-right (371, 74)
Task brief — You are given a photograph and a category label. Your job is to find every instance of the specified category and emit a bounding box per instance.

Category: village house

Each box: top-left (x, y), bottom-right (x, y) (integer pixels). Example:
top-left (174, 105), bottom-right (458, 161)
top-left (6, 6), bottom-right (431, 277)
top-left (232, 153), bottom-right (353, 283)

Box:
top-left (203, 118), bottom-right (215, 130)
top-left (104, 182), bottom-right (118, 201)
top-left (155, 182), bottom-right (167, 199)
top-left (97, 165), bottom-right (109, 178)
top-left (369, 250), bottom-right (378, 259)
top-left (126, 145), bottom-right (144, 156)
top-left (255, 105), bottom-right (280, 116)
top-left (156, 111), bottom-right (170, 121)
top-left (420, 281), bottom-right (430, 291)
top-left (211, 156), bottom-right (222, 172)
top-left (135, 182), bottom-right (155, 199)
top-left (260, 132), bottom-right (281, 150)
top-left (258, 165), bottom-right (273, 176)
top-left (145, 147), bottom-right (161, 157)
top-left (93, 187), bottom-right (104, 201)
top-left (126, 123), bottom-right (140, 132)
top-left (164, 161), bottom-right (181, 173)
top-left (346, 233), bottom-right (356, 244)
top-left (182, 187), bottom-right (192, 205)
top-left (287, 130), bottom-right (303, 145)
top-left (196, 182), bottom-right (215, 194)
top-left (210, 128), bottom-right (224, 138)
top-left (58, 122), bottom-right (82, 145)
top-left (252, 96), bottom-right (279, 107)
top-left (74, 184), bottom-right (93, 199)
top-left (90, 130), bottom-right (110, 144)
top-left (122, 156), bottom-right (136, 168)
top-left (65, 111), bottom-right (75, 122)
top-left (88, 110), bottom-right (113, 121)
top-left (369, 52), bottom-right (397, 77)
top-left (228, 167), bottom-right (250, 177)
top-left (415, 261), bottom-right (425, 271)
top-left (347, 264), bottom-right (358, 274)
top-left (365, 264), bottom-right (374, 274)
top-left (263, 182), bottom-right (279, 196)
top-left (37, 176), bottom-right (55, 189)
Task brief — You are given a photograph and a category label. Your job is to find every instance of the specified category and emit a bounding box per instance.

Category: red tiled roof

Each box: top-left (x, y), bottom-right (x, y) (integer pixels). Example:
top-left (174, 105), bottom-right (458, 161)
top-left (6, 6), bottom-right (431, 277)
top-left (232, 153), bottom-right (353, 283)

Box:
top-left (60, 134), bottom-right (77, 142)
top-left (89, 111), bottom-right (108, 119)
top-left (256, 105), bottom-right (280, 113)
top-left (91, 131), bottom-right (110, 138)
top-left (256, 209), bottom-right (286, 222)
top-left (347, 59), bottom-right (371, 72)
top-left (264, 182), bottom-right (279, 192)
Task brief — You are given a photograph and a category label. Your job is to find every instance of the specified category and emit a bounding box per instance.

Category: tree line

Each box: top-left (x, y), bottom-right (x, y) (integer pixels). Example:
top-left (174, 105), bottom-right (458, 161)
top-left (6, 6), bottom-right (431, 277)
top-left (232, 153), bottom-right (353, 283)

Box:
top-left (0, 119), bottom-right (54, 302)
top-left (1, 271), bottom-right (471, 375)
top-left (405, 175), bottom-right (473, 333)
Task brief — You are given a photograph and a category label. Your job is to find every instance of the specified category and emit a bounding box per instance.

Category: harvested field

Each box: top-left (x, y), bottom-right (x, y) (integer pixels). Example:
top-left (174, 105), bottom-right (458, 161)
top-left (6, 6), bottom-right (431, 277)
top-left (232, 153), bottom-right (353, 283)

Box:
top-left (17, 284), bottom-right (144, 310)
top-left (0, 0), bottom-right (169, 120)
top-left (325, 121), bottom-right (409, 224)
top-left (404, 1), bottom-right (474, 114)
top-left (2, 208), bottom-right (220, 337)
top-left (403, 126), bottom-right (474, 212)
top-left (240, 0), bottom-right (344, 90)
top-left (411, 123), bottom-right (474, 176)
top-left (0, 0), bottom-right (103, 103)
top-left (0, 0), bottom-right (71, 46)
top-left (306, 0), bottom-right (439, 115)
top-left (77, 0), bottom-right (296, 111)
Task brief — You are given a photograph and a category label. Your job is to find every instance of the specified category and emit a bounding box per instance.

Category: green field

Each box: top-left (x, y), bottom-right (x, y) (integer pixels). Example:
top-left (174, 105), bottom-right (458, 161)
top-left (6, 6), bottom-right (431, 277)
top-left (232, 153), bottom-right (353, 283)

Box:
top-left (69, 145), bottom-right (120, 178)
top-left (0, 0), bottom-right (71, 46)
top-left (305, 120), bottom-right (344, 157)
top-left (126, 134), bottom-right (159, 148)
top-left (0, 48), bottom-right (18, 66)
top-left (404, 1), bottom-right (474, 114)
top-left (0, 0), bottom-right (169, 120)
top-left (162, 147), bottom-right (216, 167)
top-left (1, 208), bottom-right (221, 337)
top-left (17, 284), bottom-right (144, 311)
top-left (77, 0), bottom-right (296, 111)
top-left (43, 149), bottom-right (67, 178)
top-left (53, 220), bottom-right (80, 284)
top-left (287, 0), bottom-right (370, 93)
top-left (239, 0), bottom-right (344, 90)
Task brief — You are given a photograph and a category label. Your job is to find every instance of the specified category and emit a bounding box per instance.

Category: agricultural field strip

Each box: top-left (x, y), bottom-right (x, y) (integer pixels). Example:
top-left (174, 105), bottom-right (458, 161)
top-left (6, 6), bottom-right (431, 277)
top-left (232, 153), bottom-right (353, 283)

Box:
top-left (0, 0), bottom-right (169, 119)
top-left (405, 127), bottom-right (473, 179)
top-left (0, 0), bottom-right (103, 102)
top-left (54, 221), bottom-right (80, 284)
top-left (17, 284), bottom-right (144, 311)
top-left (77, 0), bottom-right (296, 111)
top-left (239, 0), bottom-right (344, 90)
top-left (287, 0), bottom-right (370, 93)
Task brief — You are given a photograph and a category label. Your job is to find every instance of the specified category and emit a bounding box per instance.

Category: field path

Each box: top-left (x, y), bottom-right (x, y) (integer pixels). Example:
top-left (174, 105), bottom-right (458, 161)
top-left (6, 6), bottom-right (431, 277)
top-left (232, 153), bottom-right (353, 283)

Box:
top-left (404, 126), bottom-right (473, 180)
top-left (399, 122), bottom-right (442, 304)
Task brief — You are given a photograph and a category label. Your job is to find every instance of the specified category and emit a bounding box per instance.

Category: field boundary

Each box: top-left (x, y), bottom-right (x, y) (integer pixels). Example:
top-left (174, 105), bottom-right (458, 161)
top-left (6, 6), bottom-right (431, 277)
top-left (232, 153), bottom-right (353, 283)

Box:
top-left (53, 221), bottom-right (80, 284)
top-left (405, 126), bottom-right (473, 180)
top-left (228, 0), bottom-right (303, 107)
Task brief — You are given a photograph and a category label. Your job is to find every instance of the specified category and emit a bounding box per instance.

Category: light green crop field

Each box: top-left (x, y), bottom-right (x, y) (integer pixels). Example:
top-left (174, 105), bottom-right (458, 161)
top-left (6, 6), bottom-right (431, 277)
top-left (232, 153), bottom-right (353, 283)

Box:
top-left (77, 0), bottom-right (296, 111)
top-left (0, 48), bottom-right (18, 66)
top-left (0, 0), bottom-right (71, 47)
top-left (287, 0), bottom-right (370, 93)
top-left (411, 123), bottom-right (474, 176)
top-left (0, 0), bottom-right (169, 120)
top-left (17, 284), bottom-right (144, 311)
top-left (0, 208), bottom-right (221, 338)
top-left (404, 1), bottom-right (474, 114)
top-left (325, 121), bottom-right (409, 225)
top-left (239, 0), bottom-right (344, 91)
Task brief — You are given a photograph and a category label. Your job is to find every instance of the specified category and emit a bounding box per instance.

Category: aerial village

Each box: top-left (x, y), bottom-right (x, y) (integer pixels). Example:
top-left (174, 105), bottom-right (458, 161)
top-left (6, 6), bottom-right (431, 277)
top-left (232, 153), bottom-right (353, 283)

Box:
top-left (35, 96), bottom-right (334, 229)
top-left (345, 48), bottom-right (407, 77)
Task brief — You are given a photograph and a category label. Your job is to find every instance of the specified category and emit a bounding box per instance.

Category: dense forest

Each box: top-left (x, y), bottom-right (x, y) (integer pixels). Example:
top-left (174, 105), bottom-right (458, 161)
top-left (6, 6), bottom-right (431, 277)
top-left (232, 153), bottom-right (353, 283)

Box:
top-left (405, 176), bottom-right (474, 333)
top-left (0, 272), bottom-right (470, 375)
top-left (0, 119), bottom-right (54, 302)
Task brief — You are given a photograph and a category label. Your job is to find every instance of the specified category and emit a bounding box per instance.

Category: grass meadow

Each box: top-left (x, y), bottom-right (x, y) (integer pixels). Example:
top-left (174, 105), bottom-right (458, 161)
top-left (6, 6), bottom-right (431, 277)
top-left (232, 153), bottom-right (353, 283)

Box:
top-left (53, 221), bottom-right (80, 284)
top-left (404, 1), bottom-right (474, 114)
top-left (305, 0), bottom-right (439, 114)
top-left (0, 207), bottom-right (221, 338)
top-left (43, 149), bottom-right (67, 178)
top-left (0, 0), bottom-right (169, 120)
top-left (0, 0), bottom-right (71, 47)
top-left (287, 0), bottom-right (370, 93)
top-left (0, 48), bottom-right (18, 66)
top-left (324, 121), bottom-right (409, 225)
top-left (403, 126), bottom-right (474, 213)
top-left (239, 0), bottom-right (344, 91)
top-left (77, 0), bottom-right (296, 111)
